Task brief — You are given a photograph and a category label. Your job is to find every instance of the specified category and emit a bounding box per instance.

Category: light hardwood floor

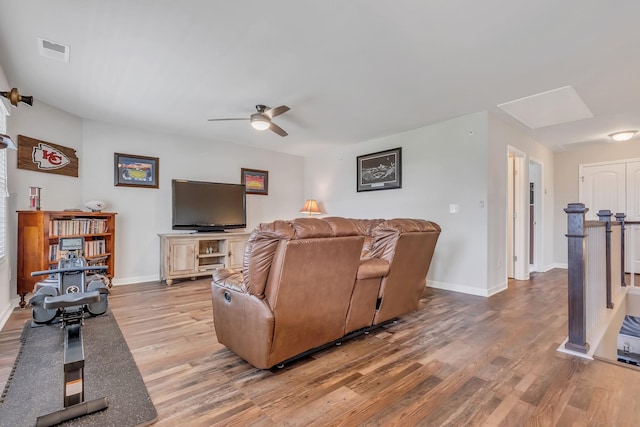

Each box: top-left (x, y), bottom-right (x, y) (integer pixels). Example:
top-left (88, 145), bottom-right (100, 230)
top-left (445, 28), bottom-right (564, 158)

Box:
top-left (2, 269), bottom-right (640, 426)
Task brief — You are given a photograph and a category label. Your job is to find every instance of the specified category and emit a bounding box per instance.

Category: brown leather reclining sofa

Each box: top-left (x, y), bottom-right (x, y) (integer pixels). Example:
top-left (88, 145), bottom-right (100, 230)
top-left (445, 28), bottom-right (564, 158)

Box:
top-left (211, 217), bottom-right (441, 369)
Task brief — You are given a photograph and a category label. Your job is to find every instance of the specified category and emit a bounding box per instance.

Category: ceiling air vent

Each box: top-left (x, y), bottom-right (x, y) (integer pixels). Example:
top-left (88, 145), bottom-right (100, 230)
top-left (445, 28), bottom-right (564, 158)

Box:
top-left (37, 37), bottom-right (70, 63)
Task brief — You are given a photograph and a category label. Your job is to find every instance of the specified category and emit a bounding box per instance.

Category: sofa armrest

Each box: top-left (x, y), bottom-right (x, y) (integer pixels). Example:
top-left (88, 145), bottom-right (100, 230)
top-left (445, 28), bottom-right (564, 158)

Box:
top-left (212, 268), bottom-right (246, 293)
top-left (211, 283), bottom-right (275, 369)
top-left (357, 257), bottom-right (389, 279)
top-left (344, 258), bottom-right (389, 333)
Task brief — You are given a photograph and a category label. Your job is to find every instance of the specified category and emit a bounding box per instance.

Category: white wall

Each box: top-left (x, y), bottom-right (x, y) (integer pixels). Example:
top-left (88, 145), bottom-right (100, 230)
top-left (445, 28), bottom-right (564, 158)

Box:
top-left (81, 120), bottom-right (304, 283)
top-left (304, 112), bottom-right (556, 296)
top-left (488, 114), bottom-right (556, 275)
top-left (5, 99), bottom-right (85, 309)
top-left (0, 80), bottom-right (561, 326)
top-left (5, 104), bottom-right (304, 292)
top-left (7, 101), bottom-right (84, 211)
top-left (3, 93), bottom-right (85, 321)
top-left (554, 142), bottom-right (640, 265)
top-left (305, 112), bottom-right (492, 295)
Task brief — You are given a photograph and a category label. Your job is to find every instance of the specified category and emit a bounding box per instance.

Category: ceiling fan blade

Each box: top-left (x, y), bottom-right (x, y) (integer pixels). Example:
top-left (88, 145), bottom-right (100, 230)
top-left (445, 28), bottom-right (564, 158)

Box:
top-left (207, 118), bottom-right (249, 122)
top-left (269, 122), bottom-right (288, 137)
top-left (264, 105), bottom-right (290, 119)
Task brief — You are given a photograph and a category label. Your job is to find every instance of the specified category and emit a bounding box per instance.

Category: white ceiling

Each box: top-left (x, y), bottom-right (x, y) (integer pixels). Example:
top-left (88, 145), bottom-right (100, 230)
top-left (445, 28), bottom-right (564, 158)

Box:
top-left (1, 1), bottom-right (639, 156)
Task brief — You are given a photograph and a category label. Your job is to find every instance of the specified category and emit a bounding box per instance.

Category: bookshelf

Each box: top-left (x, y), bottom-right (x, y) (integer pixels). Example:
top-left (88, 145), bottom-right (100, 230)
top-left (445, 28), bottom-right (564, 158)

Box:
top-left (17, 210), bottom-right (116, 308)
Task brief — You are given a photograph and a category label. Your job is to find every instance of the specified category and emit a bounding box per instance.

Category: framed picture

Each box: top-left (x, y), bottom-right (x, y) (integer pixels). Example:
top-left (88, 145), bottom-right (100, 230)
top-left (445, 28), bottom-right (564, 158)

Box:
top-left (241, 168), bottom-right (268, 195)
top-left (357, 147), bottom-right (402, 192)
top-left (114, 153), bottom-right (159, 188)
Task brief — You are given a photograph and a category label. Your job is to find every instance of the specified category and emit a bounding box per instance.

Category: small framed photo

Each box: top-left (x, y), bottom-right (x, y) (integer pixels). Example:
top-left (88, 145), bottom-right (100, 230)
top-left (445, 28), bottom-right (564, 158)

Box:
top-left (357, 147), bottom-right (402, 192)
top-left (241, 168), bottom-right (268, 195)
top-left (114, 153), bottom-right (159, 188)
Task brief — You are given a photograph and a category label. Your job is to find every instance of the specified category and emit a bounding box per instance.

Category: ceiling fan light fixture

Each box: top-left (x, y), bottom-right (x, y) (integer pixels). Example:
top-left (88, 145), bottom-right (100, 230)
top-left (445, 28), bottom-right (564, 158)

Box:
top-left (209, 104), bottom-right (289, 136)
top-left (609, 130), bottom-right (638, 142)
top-left (250, 115), bottom-right (271, 131)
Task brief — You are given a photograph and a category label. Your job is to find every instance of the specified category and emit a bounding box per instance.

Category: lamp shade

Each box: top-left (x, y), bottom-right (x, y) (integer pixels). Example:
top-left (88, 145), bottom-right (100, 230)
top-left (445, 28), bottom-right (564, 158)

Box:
top-left (300, 199), bottom-right (321, 216)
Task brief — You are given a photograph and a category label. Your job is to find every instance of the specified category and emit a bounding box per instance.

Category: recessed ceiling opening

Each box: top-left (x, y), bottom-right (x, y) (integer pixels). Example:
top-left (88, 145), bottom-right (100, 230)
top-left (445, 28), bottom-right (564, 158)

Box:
top-left (498, 85), bottom-right (593, 129)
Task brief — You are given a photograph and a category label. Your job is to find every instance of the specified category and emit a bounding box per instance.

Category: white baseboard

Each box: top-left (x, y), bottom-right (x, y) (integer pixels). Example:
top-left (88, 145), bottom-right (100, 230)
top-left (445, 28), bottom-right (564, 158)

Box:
top-left (487, 281), bottom-right (508, 296)
top-left (545, 263), bottom-right (567, 271)
top-left (0, 297), bottom-right (20, 331)
top-left (428, 280), bottom-right (506, 297)
top-left (111, 274), bottom-right (159, 286)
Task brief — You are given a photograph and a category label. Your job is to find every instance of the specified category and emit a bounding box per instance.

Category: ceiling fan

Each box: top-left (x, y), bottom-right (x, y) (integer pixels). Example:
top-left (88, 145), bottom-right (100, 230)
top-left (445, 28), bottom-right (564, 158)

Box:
top-left (208, 104), bottom-right (290, 137)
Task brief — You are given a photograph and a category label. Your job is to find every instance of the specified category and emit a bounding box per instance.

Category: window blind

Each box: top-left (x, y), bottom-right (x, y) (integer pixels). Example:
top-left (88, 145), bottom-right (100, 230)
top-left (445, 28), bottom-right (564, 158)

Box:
top-left (0, 106), bottom-right (8, 260)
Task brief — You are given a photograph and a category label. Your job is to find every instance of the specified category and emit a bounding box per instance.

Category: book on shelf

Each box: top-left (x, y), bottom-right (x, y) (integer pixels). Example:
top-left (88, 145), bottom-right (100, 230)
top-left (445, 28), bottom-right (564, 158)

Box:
top-left (49, 238), bottom-right (107, 261)
top-left (48, 218), bottom-right (109, 236)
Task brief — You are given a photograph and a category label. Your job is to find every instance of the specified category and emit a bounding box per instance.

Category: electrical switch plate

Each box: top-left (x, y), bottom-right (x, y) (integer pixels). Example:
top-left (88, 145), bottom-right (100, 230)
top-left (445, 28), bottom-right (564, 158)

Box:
top-left (449, 204), bottom-right (459, 214)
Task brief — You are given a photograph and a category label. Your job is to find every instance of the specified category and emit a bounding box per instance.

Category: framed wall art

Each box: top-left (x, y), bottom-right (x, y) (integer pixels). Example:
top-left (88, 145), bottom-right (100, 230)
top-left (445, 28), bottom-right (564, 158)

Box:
top-left (241, 168), bottom-right (268, 195)
top-left (356, 147), bottom-right (402, 192)
top-left (114, 153), bottom-right (159, 188)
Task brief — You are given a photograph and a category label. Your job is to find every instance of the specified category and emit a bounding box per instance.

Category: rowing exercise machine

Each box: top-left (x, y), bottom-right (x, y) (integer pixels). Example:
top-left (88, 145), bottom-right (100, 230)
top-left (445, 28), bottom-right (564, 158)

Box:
top-left (30, 237), bottom-right (109, 325)
top-left (28, 237), bottom-right (110, 426)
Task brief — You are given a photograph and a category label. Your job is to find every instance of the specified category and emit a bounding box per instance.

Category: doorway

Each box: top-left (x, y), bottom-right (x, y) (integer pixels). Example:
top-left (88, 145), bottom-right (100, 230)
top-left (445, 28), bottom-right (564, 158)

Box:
top-left (529, 159), bottom-right (543, 273)
top-left (507, 147), bottom-right (528, 280)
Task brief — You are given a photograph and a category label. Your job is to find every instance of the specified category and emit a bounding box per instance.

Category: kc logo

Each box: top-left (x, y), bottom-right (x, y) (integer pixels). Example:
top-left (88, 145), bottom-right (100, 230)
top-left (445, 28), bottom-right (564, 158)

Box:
top-left (32, 143), bottom-right (70, 170)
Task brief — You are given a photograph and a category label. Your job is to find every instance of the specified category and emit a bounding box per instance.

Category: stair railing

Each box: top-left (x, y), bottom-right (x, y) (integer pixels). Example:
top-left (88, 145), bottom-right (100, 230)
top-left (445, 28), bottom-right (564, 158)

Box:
top-left (564, 204), bottom-right (626, 354)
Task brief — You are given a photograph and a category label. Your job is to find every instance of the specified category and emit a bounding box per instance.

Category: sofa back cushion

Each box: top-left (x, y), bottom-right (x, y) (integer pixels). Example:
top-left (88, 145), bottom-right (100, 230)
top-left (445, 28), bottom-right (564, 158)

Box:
top-left (264, 234), bottom-right (364, 365)
top-left (290, 217), bottom-right (335, 238)
top-left (370, 219), bottom-right (441, 324)
top-left (369, 219), bottom-right (440, 261)
top-left (348, 218), bottom-right (384, 256)
top-left (322, 217), bottom-right (361, 237)
top-left (241, 217), bottom-right (360, 297)
top-left (242, 221), bottom-right (294, 297)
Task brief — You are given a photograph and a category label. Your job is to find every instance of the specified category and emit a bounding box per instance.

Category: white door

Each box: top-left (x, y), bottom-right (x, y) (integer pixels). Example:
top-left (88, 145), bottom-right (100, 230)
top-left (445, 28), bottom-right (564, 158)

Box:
top-left (626, 162), bottom-right (640, 273)
top-left (580, 160), bottom-right (640, 273)
top-left (625, 162), bottom-right (640, 220)
top-left (508, 158), bottom-right (514, 278)
top-left (579, 163), bottom-right (626, 220)
top-left (508, 149), bottom-right (527, 281)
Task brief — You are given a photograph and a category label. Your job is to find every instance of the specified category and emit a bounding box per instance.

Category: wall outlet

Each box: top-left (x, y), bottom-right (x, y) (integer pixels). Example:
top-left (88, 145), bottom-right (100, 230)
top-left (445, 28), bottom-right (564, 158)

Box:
top-left (449, 204), bottom-right (459, 214)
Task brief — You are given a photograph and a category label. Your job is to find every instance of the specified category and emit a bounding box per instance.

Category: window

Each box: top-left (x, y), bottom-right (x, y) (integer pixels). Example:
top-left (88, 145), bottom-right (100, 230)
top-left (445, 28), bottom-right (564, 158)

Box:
top-left (0, 104), bottom-right (8, 261)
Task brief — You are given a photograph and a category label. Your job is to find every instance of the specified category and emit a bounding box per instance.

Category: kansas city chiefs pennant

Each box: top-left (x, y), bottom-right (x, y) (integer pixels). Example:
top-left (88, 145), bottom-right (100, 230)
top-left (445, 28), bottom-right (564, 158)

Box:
top-left (18, 135), bottom-right (78, 177)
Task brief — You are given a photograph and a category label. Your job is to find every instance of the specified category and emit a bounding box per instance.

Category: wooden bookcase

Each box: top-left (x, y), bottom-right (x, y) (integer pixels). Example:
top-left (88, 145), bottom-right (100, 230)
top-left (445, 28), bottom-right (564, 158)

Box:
top-left (17, 210), bottom-right (117, 307)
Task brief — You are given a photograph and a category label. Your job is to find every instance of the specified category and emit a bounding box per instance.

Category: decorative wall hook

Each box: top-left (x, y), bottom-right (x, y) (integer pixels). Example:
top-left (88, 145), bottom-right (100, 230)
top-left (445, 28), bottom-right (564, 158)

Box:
top-left (0, 87), bottom-right (33, 107)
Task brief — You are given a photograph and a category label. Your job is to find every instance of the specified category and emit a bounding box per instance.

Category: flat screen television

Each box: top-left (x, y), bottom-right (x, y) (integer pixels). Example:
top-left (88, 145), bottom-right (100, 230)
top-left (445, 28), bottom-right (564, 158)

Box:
top-left (172, 179), bottom-right (246, 232)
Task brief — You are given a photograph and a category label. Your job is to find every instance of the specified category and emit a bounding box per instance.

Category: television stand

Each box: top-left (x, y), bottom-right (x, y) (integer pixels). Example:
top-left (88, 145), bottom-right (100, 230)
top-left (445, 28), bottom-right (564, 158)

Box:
top-left (158, 232), bottom-right (250, 285)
